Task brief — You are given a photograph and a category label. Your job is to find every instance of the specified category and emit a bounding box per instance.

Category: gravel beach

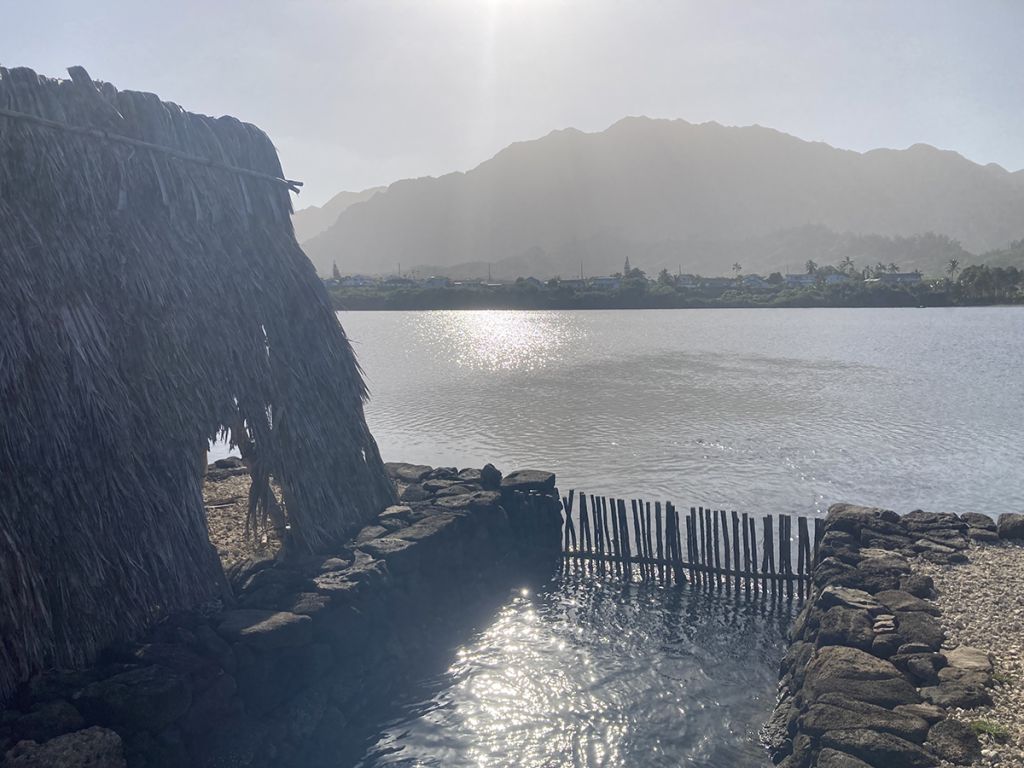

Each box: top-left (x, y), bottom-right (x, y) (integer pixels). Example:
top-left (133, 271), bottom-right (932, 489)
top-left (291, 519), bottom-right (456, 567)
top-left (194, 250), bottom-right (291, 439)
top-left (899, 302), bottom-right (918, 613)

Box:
top-left (203, 470), bottom-right (280, 569)
top-left (916, 541), bottom-right (1024, 767)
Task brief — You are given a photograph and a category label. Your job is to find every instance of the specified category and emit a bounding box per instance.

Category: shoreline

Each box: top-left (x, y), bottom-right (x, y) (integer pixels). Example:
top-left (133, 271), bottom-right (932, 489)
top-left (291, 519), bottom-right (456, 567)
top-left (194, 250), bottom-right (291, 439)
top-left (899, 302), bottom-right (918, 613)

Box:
top-left (767, 506), bottom-right (1024, 768)
top-left (329, 297), bottom-right (1024, 312)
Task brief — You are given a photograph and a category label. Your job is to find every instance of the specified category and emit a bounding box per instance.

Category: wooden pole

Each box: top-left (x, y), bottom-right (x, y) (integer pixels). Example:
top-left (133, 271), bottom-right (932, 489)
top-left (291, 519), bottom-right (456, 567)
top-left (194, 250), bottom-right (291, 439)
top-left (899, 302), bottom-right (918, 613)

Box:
top-left (631, 499), bottom-right (644, 581)
top-left (712, 509), bottom-right (721, 590)
top-left (763, 514), bottom-right (775, 600)
top-left (748, 514), bottom-right (758, 597)
top-left (721, 509), bottom-right (731, 593)
top-left (731, 511), bottom-right (741, 594)
top-left (655, 501), bottom-right (664, 583)
top-left (741, 512), bottom-right (751, 599)
top-left (618, 499), bottom-right (631, 579)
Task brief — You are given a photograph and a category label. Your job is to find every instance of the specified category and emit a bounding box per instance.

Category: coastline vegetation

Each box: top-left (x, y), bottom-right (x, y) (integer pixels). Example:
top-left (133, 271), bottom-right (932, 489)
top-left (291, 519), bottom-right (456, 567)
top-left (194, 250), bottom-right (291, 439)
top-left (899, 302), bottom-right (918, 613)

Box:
top-left (326, 261), bottom-right (1024, 311)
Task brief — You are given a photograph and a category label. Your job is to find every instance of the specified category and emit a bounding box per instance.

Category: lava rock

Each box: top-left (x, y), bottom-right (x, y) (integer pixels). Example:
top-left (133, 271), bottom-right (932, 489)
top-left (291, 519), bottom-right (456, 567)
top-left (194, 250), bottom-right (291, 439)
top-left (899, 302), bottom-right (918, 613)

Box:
top-left (74, 666), bottom-right (192, 733)
top-left (4, 727), bottom-right (126, 768)
top-left (803, 646), bottom-right (921, 707)
top-left (817, 607), bottom-right (875, 651)
top-left (893, 703), bottom-right (945, 724)
top-left (967, 528), bottom-right (1000, 542)
top-left (817, 586), bottom-right (883, 614)
top-left (819, 728), bottom-right (935, 768)
top-left (997, 512), bottom-right (1024, 540)
top-left (399, 484), bottom-right (431, 502)
top-left (6, 701), bottom-right (84, 744)
top-left (898, 574), bottom-right (935, 599)
top-left (816, 748), bottom-right (874, 768)
top-left (960, 512), bottom-right (996, 530)
top-left (384, 462), bottom-right (433, 483)
top-left (926, 719), bottom-right (982, 765)
top-left (944, 645), bottom-right (993, 673)
top-left (480, 463), bottom-right (502, 489)
top-left (800, 694), bottom-right (930, 743)
top-left (217, 610), bottom-right (313, 650)
top-left (355, 525), bottom-right (388, 544)
top-left (500, 470), bottom-right (557, 493)
top-left (919, 681), bottom-right (993, 708)
top-left (894, 611), bottom-right (945, 650)
top-left (873, 590), bottom-right (940, 616)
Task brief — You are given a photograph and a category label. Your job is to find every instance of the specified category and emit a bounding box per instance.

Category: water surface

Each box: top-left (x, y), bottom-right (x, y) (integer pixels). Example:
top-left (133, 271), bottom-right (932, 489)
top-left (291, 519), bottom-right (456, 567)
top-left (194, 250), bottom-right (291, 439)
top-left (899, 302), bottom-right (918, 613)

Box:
top-left (358, 578), bottom-right (788, 768)
top-left (345, 307), bottom-right (1024, 516)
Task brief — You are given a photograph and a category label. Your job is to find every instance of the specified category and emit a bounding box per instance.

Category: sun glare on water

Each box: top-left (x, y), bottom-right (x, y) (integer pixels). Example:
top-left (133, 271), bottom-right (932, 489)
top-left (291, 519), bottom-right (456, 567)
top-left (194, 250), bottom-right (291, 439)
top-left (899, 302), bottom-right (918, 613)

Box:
top-left (415, 310), bottom-right (583, 372)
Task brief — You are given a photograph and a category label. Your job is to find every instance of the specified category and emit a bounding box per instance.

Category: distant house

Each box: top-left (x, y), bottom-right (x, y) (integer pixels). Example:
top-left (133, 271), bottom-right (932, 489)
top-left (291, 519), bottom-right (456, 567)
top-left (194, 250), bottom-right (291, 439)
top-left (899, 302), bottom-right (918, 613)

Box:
top-left (823, 273), bottom-right (850, 286)
top-left (558, 278), bottom-right (586, 290)
top-left (340, 274), bottom-right (377, 288)
top-left (421, 275), bottom-right (450, 288)
top-left (382, 276), bottom-right (416, 287)
top-left (588, 276), bottom-right (621, 290)
top-left (870, 272), bottom-right (923, 286)
top-left (742, 274), bottom-right (768, 288)
top-left (677, 274), bottom-right (699, 288)
top-left (700, 276), bottom-right (735, 288)
top-left (784, 274), bottom-right (818, 287)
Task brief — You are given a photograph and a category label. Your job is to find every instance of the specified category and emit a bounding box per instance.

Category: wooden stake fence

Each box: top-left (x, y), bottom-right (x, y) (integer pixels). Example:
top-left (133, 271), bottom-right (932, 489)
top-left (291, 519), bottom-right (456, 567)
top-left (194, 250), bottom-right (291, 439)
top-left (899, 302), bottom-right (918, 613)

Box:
top-left (559, 491), bottom-right (820, 602)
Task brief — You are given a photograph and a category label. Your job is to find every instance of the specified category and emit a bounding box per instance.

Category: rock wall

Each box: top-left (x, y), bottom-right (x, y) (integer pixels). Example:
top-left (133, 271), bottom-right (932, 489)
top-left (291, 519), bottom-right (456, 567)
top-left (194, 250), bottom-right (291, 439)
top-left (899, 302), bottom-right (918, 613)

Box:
top-left (765, 506), bottom-right (1024, 768)
top-left (1, 464), bottom-right (563, 768)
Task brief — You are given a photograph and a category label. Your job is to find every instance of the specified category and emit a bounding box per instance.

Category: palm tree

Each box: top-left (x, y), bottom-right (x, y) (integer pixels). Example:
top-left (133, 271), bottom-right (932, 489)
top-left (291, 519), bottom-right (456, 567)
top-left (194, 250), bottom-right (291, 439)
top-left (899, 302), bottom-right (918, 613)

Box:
top-left (838, 256), bottom-right (855, 275)
top-left (805, 259), bottom-right (818, 275)
top-left (888, 263), bottom-right (900, 273)
top-left (732, 262), bottom-right (743, 277)
top-left (947, 258), bottom-right (960, 280)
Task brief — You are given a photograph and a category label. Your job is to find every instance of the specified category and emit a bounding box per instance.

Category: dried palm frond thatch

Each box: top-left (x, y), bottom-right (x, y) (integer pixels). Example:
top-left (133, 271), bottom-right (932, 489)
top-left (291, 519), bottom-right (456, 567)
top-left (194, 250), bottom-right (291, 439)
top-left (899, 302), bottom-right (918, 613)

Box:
top-left (0, 66), bottom-right (396, 701)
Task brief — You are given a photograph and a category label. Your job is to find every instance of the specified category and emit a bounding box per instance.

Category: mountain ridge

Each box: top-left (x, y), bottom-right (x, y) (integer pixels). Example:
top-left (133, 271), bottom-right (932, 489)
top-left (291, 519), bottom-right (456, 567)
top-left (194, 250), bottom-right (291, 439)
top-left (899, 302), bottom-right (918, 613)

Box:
top-left (302, 117), bottom-right (1024, 278)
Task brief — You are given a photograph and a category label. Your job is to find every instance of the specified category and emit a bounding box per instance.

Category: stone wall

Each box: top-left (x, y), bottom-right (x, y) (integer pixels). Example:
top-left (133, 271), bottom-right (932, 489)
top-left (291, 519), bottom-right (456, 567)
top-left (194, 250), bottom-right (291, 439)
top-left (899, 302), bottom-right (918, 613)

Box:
top-left (765, 506), bottom-right (1024, 768)
top-left (0, 464), bottom-right (563, 768)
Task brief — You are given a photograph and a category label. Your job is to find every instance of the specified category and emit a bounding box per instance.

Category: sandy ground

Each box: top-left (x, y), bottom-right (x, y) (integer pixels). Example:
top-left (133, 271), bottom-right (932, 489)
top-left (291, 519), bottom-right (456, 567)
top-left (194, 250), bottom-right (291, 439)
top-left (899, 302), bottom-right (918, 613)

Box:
top-left (202, 470), bottom-right (280, 570)
top-left (916, 542), bottom-right (1024, 767)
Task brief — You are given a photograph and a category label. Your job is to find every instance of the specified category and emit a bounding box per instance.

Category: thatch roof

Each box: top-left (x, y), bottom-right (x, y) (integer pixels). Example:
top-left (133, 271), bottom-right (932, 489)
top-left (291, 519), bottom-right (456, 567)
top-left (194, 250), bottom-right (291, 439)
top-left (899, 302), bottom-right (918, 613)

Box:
top-left (0, 66), bottom-right (396, 700)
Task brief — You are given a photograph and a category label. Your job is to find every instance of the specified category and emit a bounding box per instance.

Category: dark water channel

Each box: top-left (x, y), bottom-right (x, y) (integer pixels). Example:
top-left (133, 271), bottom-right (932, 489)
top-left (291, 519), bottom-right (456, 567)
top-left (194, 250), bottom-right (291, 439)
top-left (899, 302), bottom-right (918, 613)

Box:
top-left (352, 572), bottom-right (790, 767)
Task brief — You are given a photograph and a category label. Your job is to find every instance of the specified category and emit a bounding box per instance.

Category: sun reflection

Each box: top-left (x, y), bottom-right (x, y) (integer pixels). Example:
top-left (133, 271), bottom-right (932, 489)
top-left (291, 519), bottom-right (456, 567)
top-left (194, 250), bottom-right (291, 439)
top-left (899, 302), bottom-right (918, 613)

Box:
top-left (415, 310), bottom-right (582, 372)
top-left (363, 579), bottom-right (787, 767)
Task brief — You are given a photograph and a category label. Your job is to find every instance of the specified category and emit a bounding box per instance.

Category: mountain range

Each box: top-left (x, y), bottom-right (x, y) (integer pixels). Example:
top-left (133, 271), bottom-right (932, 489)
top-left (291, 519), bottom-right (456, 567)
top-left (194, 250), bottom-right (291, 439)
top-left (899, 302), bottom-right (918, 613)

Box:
top-left (292, 186), bottom-right (384, 244)
top-left (298, 118), bottom-right (1024, 278)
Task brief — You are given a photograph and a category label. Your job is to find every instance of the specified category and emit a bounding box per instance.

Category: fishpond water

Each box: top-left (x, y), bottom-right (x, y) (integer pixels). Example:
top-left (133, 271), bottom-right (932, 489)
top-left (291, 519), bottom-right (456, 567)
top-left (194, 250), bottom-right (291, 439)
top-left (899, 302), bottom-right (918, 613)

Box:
top-left (228, 307), bottom-right (1024, 767)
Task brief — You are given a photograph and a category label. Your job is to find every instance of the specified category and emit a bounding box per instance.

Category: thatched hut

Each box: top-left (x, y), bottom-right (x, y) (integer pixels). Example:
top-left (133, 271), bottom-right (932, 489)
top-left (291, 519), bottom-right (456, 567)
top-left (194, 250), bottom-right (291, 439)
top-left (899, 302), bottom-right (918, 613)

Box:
top-left (0, 66), bottom-right (396, 701)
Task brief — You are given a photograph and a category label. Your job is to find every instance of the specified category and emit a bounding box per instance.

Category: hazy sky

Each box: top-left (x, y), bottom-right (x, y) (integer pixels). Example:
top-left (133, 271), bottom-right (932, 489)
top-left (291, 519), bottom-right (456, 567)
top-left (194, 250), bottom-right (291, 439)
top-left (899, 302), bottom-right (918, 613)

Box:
top-left (4, 0), bottom-right (1022, 207)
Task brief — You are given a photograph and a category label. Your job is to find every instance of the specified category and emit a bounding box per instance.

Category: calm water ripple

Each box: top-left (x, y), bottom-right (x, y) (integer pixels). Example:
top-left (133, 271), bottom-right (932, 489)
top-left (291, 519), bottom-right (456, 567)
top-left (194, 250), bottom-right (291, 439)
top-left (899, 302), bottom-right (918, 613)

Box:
top-left (208, 307), bottom-right (1024, 766)
top-left (357, 577), bottom-right (789, 768)
top-left (343, 307), bottom-right (1024, 516)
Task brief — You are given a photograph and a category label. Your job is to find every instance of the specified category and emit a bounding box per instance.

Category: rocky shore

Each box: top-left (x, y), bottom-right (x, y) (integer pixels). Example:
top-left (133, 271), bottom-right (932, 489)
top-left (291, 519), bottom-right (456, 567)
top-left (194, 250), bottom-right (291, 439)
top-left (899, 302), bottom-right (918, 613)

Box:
top-left (916, 533), bottom-right (1024, 767)
top-left (765, 506), bottom-right (1024, 768)
top-left (1, 463), bottom-right (563, 768)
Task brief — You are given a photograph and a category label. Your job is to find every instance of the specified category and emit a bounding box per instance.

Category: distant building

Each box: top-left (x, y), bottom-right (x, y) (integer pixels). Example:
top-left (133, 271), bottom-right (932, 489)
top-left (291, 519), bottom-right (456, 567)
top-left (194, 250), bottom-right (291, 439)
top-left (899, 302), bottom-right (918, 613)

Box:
top-left (382, 276), bottom-right (416, 287)
top-left (340, 274), bottom-right (377, 287)
top-left (677, 274), bottom-right (699, 288)
top-left (588, 276), bottom-right (621, 290)
top-left (823, 273), bottom-right (850, 286)
top-left (557, 278), bottom-right (586, 290)
top-left (784, 274), bottom-right (818, 287)
top-left (742, 274), bottom-right (768, 288)
top-left (421, 275), bottom-right (450, 288)
top-left (701, 276), bottom-right (735, 288)
top-left (869, 272), bottom-right (923, 286)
